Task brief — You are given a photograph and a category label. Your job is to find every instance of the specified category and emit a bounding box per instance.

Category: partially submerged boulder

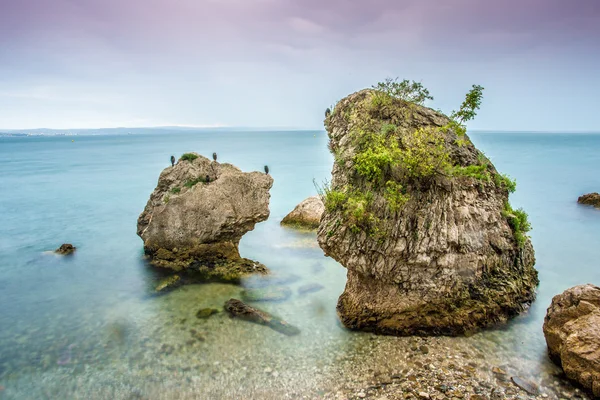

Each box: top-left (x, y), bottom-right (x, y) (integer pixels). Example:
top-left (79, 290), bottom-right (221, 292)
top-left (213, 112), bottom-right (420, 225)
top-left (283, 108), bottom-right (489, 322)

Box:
top-left (543, 284), bottom-right (600, 397)
top-left (55, 244), bottom-right (76, 255)
top-left (137, 153), bottom-right (273, 282)
top-left (578, 192), bottom-right (600, 208)
top-left (318, 89), bottom-right (538, 335)
top-left (224, 299), bottom-right (300, 336)
top-left (281, 196), bottom-right (324, 229)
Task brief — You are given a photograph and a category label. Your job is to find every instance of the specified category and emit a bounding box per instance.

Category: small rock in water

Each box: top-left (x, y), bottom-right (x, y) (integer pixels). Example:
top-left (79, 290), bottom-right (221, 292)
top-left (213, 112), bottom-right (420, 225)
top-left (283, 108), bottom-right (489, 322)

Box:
top-left (510, 376), bottom-right (539, 395)
top-left (224, 299), bottom-right (300, 336)
top-left (155, 275), bottom-right (181, 293)
top-left (419, 345), bottom-right (429, 354)
top-left (55, 243), bottom-right (76, 255)
top-left (241, 286), bottom-right (292, 302)
top-left (298, 283), bottom-right (324, 295)
top-left (272, 371), bottom-right (279, 378)
top-left (264, 367), bottom-right (272, 374)
top-left (196, 308), bottom-right (220, 319)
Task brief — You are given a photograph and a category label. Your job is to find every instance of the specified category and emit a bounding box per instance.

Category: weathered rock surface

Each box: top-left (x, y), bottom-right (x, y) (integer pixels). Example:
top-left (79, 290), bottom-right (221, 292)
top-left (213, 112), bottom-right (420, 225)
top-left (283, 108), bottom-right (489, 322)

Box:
top-left (318, 89), bottom-right (538, 335)
top-left (578, 192), bottom-right (600, 208)
top-left (281, 196), bottom-right (325, 229)
top-left (224, 299), bottom-right (300, 336)
top-left (543, 284), bottom-right (600, 397)
top-left (137, 153), bottom-right (273, 282)
top-left (55, 243), bottom-right (76, 255)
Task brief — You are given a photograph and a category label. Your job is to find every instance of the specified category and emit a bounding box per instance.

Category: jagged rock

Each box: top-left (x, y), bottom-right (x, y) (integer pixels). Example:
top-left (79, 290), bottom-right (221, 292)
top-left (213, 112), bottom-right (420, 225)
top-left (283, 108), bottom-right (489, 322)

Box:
top-left (281, 196), bottom-right (325, 229)
top-left (241, 286), bottom-right (292, 302)
top-left (55, 244), bottom-right (76, 255)
top-left (137, 153), bottom-right (273, 282)
top-left (224, 299), bottom-right (300, 336)
top-left (318, 89), bottom-right (538, 336)
top-left (578, 192), bottom-right (600, 208)
top-left (543, 284), bottom-right (600, 397)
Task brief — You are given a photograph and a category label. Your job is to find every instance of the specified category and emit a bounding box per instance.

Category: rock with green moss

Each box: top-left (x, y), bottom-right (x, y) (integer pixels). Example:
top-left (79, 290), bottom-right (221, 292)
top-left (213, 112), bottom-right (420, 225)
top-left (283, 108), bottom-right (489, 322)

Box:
top-left (137, 152), bottom-right (273, 283)
top-left (155, 275), bottom-right (181, 293)
top-left (281, 196), bottom-right (324, 230)
top-left (318, 88), bottom-right (538, 336)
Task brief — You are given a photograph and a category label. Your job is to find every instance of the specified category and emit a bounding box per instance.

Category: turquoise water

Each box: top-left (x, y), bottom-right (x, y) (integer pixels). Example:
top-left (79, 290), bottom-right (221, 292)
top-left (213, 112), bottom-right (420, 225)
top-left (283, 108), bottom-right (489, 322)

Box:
top-left (0, 130), bottom-right (599, 399)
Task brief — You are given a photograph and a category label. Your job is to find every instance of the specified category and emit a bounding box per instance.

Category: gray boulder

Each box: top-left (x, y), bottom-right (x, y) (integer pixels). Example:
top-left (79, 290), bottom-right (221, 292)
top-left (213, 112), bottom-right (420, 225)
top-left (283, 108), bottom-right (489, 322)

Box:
top-left (281, 196), bottom-right (324, 229)
top-left (137, 153), bottom-right (273, 282)
top-left (543, 284), bottom-right (600, 397)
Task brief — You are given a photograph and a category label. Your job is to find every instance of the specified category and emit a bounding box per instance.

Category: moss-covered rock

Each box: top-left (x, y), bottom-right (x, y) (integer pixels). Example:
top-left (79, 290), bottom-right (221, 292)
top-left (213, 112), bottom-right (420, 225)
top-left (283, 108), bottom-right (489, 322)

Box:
top-left (318, 88), bottom-right (538, 336)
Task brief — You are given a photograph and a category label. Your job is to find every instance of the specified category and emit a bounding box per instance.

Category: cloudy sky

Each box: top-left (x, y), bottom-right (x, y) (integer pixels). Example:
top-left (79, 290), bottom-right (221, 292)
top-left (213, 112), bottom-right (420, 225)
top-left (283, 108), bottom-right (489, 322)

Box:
top-left (1, 0), bottom-right (599, 130)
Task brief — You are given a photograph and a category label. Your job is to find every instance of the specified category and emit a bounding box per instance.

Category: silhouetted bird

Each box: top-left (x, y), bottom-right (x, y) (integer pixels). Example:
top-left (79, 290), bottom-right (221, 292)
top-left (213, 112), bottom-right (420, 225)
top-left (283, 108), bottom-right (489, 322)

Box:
top-left (205, 175), bottom-right (210, 183)
top-left (264, 165), bottom-right (269, 175)
top-left (212, 152), bottom-right (217, 162)
top-left (325, 107), bottom-right (331, 118)
top-left (170, 155), bottom-right (175, 167)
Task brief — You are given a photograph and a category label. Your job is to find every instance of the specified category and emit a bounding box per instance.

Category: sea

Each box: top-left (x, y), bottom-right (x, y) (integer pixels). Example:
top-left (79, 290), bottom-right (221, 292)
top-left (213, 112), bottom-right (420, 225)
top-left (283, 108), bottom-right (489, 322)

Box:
top-left (0, 129), bottom-right (599, 399)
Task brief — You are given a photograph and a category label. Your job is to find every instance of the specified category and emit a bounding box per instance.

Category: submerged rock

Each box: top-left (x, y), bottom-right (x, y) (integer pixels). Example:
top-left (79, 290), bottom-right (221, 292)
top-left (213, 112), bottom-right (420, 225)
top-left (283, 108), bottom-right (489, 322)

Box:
top-left (318, 89), bottom-right (538, 336)
top-left (137, 153), bottom-right (273, 282)
top-left (543, 284), bottom-right (600, 397)
top-left (281, 196), bottom-right (325, 229)
top-left (155, 275), bottom-right (181, 293)
top-left (241, 286), bottom-right (292, 302)
top-left (241, 273), bottom-right (301, 288)
top-left (55, 244), bottom-right (76, 255)
top-left (224, 299), bottom-right (300, 336)
top-left (510, 376), bottom-right (539, 395)
top-left (298, 283), bottom-right (325, 295)
top-left (196, 308), bottom-right (220, 319)
top-left (578, 192), bottom-right (600, 208)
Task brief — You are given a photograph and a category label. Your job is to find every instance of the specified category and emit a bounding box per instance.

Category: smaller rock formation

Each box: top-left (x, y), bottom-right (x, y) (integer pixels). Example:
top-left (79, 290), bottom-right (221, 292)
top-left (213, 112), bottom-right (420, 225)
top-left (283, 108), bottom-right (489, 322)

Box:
top-left (578, 193), bottom-right (600, 209)
top-left (224, 299), bottom-right (300, 336)
top-left (137, 153), bottom-right (273, 283)
top-left (543, 284), bottom-right (600, 397)
top-left (281, 196), bottom-right (324, 229)
top-left (55, 244), bottom-right (76, 255)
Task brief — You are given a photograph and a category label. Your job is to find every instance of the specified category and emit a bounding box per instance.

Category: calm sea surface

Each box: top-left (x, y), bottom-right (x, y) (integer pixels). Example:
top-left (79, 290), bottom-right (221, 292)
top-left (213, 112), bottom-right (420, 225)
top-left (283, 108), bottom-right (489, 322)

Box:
top-left (0, 130), bottom-right (599, 399)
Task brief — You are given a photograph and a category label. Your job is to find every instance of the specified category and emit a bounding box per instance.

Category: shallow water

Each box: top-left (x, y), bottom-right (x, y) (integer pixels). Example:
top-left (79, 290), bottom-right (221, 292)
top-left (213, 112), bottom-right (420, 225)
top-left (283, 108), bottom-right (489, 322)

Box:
top-left (0, 130), bottom-right (599, 399)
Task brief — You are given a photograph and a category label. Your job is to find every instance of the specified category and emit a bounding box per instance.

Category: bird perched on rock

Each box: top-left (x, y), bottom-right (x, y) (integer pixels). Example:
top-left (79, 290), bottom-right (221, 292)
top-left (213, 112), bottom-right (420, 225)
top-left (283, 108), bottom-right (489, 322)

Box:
top-left (264, 165), bottom-right (269, 175)
top-left (325, 108), bottom-right (331, 118)
top-left (205, 175), bottom-right (210, 183)
top-left (212, 152), bottom-right (217, 162)
top-left (170, 155), bottom-right (175, 167)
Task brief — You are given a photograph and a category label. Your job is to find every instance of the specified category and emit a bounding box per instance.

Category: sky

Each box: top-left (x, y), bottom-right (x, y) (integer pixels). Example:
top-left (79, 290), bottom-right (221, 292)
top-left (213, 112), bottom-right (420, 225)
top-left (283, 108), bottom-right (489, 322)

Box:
top-left (0, 0), bottom-right (599, 131)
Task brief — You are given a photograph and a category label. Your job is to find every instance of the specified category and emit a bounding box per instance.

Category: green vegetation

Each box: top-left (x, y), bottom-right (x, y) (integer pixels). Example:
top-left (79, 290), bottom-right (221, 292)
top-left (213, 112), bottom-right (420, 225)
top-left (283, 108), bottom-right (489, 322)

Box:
top-left (163, 195), bottom-right (170, 204)
top-left (170, 187), bottom-right (181, 194)
top-left (184, 176), bottom-right (206, 188)
top-left (502, 202), bottom-right (532, 247)
top-left (180, 153), bottom-right (198, 162)
top-left (494, 173), bottom-right (517, 193)
top-left (384, 181), bottom-right (409, 212)
top-left (372, 78), bottom-right (433, 105)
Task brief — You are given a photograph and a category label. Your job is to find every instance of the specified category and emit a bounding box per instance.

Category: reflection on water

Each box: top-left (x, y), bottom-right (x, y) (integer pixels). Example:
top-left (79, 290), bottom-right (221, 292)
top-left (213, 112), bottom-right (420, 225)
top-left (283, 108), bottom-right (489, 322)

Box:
top-left (0, 130), bottom-right (599, 399)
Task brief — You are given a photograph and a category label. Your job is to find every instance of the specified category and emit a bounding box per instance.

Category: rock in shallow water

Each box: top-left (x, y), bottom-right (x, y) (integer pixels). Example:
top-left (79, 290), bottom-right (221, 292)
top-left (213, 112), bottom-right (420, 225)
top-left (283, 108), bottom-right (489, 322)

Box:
top-left (137, 153), bottom-right (273, 282)
top-left (281, 196), bottom-right (325, 229)
top-left (578, 192), bottom-right (600, 208)
top-left (55, 244), bottom-right (76, 255)
top-left (196, 308), bottom-right (220, 319)
top-left (298, 283), bottom-right (325, 295)
top-left (224, 299), bottom-right (300, 336)
top-left (543, 284), bottom-right (600, 397)
top-left (318, 89), bottom-right (538, 336)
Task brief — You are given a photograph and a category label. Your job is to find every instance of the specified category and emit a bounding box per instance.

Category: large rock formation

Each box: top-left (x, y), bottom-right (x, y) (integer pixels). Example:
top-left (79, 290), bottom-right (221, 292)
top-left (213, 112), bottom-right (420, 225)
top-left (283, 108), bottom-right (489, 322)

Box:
top-left (578, 192), bottom-right (600, 209)
top-left (137, 153), bottom-right (273, 282)
top-left (317, 89), bottom-right (538, 335)
top-left (281, 196), bottom-right (324, 229)
top-left (543, 284), bottom-right (600, 397)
